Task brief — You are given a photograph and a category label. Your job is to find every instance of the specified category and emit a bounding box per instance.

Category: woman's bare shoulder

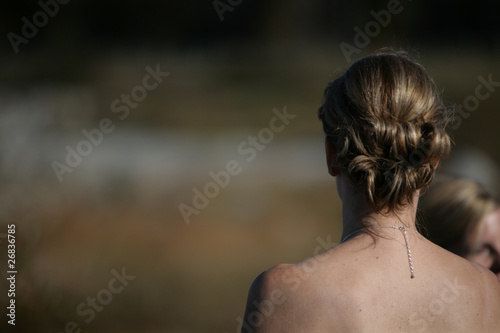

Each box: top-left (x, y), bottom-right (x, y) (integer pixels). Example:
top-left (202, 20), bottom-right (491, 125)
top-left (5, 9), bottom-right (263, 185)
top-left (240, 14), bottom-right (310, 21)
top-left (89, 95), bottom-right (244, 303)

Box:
top-left (469, 262), bottom-right (500, 311)
top-left (432, 249), bottom-right (500, 329)
top-left (240, 264), bottom-right (304, 332)
top-left (241, 255), bottom-right (342, 333)
top-left (243, 262), bottom-right (317, 311)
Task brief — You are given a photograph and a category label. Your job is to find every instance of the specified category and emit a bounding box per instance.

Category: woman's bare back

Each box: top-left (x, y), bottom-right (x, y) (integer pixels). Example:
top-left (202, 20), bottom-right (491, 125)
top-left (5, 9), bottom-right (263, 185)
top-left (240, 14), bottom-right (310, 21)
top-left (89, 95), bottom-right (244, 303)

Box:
top-left (242, 52), bottom-right (500, 333)
top-left (243, 232), bottom-right (500, 332)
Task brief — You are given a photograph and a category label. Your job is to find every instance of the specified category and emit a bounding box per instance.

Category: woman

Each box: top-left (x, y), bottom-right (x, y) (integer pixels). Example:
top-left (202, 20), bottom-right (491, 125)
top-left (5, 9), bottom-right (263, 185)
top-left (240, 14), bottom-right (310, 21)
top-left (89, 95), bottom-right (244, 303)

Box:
top-left (241, 51), bottom-right (500, 332)
top-left (419, 173), bottom-right (500, 279)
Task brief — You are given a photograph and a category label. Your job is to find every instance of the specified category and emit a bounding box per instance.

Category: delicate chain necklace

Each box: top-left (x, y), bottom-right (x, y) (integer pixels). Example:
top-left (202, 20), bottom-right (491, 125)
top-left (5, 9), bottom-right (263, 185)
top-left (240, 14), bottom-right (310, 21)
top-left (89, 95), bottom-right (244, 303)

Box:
top-left (340, 225), bottom-right (417, 279)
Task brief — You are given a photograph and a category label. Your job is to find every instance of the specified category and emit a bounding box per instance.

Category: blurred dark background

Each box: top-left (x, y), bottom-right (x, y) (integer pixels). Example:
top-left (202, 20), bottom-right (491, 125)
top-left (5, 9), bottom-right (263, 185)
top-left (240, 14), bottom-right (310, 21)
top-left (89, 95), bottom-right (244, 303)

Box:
top-left (1, 1), bottom-right (500, 332)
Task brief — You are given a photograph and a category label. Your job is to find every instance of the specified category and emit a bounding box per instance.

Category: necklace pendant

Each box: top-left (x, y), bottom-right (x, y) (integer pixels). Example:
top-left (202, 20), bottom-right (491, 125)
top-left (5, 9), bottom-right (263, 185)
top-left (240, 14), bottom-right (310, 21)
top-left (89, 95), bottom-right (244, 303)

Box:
top-left (341, 225), bottom-right (417, 279)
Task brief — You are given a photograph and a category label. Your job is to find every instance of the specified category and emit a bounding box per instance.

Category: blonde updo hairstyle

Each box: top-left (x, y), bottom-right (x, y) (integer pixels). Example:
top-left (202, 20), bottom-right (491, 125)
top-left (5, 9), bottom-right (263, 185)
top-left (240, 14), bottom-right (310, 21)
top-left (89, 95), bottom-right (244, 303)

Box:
top-left (318, 51), bottom-right (452, 213)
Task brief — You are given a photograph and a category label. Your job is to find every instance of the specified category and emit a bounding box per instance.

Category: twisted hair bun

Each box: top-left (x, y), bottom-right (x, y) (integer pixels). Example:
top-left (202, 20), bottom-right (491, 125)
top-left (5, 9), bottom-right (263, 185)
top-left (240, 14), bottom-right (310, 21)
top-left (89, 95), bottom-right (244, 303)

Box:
top-left (318, 51), bottom-right (452, 212)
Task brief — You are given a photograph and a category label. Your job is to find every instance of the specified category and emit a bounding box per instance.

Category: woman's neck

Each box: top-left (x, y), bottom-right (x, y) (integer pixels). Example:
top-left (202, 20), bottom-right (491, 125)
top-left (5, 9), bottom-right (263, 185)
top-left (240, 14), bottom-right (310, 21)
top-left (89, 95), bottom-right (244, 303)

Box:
top-left (339, 179), bottom-right (419, 242)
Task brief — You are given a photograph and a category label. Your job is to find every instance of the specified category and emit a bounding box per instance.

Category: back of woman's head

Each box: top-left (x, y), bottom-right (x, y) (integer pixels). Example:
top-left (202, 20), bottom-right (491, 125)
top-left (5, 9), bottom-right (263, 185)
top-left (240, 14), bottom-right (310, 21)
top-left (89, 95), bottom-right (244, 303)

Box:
top-left (418, 174), bottom-right (499, 256)
top-left (318, 50), bottom-right (452, 212)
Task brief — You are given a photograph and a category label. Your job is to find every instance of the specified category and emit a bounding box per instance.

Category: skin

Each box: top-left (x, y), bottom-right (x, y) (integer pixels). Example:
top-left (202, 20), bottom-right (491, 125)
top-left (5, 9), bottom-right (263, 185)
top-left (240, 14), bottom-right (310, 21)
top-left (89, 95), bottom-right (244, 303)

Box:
top-left (241, 140), bottom-right (500, 332)
top-left (467, 208), bottom-right (500, 279)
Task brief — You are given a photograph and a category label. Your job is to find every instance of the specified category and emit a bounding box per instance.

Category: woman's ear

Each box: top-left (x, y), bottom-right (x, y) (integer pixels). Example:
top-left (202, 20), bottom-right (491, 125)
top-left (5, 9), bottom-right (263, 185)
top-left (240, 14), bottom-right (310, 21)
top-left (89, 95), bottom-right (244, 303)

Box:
top-left (325, 137), bottom-right (339, 177)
